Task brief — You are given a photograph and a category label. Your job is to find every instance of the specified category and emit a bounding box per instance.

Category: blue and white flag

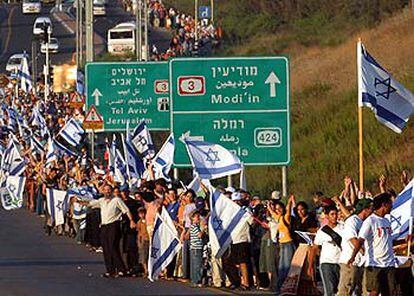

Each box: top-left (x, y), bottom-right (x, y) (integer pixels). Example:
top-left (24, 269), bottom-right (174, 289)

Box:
top-left (153, 134), bottom-right (175, 180)
top-left (46, 188), bottom-right (69, 226)
top-left (209, 187), bottom-right (252, 258)
top-left (187, 175), bottom-right (211, 197)
top-left (131, 122), bottom-right (155, 159)
top-left (76, 70), bottom-right (85, 95)
top-left (18, 55), bottom-right (32, 93)
top-left (68, 185), bottom-right (98, 201)
top-left (358, 42), bottom-right (414, 133)
top-left (30, 107), bottom-right (48, 138)
top-left (387, 179), bottom-right (414, 240)
top-left (1, 138), bottom-right (26, 176)
top-left (0, 176), bottom-right (26, 210)
top-left (45, 137), bottom-right (57, 167)
top-left (54, 139), bottom-right (77, 157)
top-left (7, 107), bottom-right (18, 132)
top-left (125, 122), bottom-right (145, 181)
top-left (184, 138), bottom-right (242, 180)
top-left (110, 137), bottom-right (128, 184)
top-left (30, 136), bottom-right (45, 155)
top-left (58, 118), bottom-right (84, 146)
top-left (148, 208), bottom-right (181, 282)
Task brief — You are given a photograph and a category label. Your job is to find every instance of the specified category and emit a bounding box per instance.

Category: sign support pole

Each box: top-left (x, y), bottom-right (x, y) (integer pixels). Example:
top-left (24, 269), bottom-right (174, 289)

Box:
top-left (227, 175), bottom-right (232, 188)
top-left (282, 166), bottom-right (288, 198)
top-left (174, 168), bottom-right (178, 181)
top-left (91, 130), bottom-right (95, 161)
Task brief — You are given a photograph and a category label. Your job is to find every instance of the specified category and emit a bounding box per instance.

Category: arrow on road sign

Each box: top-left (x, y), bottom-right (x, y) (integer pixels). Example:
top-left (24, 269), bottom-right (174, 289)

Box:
top-left (265, 72), bottom-right (281, 98)
top-left (91, 88), bottom-right (102, 106)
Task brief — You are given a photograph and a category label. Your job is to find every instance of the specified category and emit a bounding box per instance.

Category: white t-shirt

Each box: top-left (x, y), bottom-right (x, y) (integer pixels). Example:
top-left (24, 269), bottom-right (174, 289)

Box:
top-left (314, 223), bottom-right (344, 264)
top-left (339, 215), bottom-right (364, 266)
top-left (358, 213), bottom-right (395, 268)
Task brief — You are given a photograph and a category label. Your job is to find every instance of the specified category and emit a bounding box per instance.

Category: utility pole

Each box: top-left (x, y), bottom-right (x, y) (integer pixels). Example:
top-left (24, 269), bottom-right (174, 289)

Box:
top-left (79, 0), bottom-right (84, 66)
top-left (31, 40), bottom-right (37, 93)
top-left (44, 25), bottom-right (51, 102)
top-left (194, 0), bottom-right (198, 41)
top-left (144, 0), bottom-right (148, 61)
top-left (211, 0), bottom-right (214, 24)
top-left (85, 0), bottom-right (93, 62)
top-left (135, 0), bottom-right (142, 61)
top-left (76, 0), bottom-right (79, 66)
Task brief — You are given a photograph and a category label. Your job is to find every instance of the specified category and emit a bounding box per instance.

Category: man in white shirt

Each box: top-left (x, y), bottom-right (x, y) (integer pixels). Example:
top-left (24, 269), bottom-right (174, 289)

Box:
top-left (348, 192), bottom-right (395, 296)
top-left (82, 184), bottom-right (136, 278)
top-left (309, 205), bottom-right (343, 296)
top-left (337, 198), bottom-right (373, 296)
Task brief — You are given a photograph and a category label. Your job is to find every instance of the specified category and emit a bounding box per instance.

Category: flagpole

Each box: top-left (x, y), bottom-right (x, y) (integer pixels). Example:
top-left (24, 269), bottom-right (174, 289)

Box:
top-left (121, 131), bottom-right (131, 186)
top-left (357, 38), bottom-right (364, 192)
top-left (408, 216), bottom-right (413, 257)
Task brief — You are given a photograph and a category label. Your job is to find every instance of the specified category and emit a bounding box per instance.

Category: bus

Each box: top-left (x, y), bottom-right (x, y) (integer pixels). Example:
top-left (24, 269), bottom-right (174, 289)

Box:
top-left (107, 22), bottom-right (136, 55)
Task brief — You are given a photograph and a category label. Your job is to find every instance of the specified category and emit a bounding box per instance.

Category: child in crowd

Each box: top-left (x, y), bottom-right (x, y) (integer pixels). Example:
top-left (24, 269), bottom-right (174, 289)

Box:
top-left (189, 210), bottom-right (205, 287)
top-left (136, 207), bottom-right (149, 277)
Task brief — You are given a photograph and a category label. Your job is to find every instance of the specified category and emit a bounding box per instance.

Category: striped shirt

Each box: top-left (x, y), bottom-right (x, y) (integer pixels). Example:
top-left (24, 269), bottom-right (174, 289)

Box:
top-left (189, 223), bottom-right (204, 250)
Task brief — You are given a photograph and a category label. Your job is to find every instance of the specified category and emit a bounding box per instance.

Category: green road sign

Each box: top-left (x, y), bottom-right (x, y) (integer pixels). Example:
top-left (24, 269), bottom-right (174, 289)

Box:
top-left (170, 57), bottom-right (290, 166)
top-left (86, 62), bottom-right (170, 131)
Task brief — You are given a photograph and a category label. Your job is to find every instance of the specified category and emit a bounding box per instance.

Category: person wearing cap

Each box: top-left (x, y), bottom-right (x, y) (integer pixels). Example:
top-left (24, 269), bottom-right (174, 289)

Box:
top-left (222, 191), bottom-right (253, 290)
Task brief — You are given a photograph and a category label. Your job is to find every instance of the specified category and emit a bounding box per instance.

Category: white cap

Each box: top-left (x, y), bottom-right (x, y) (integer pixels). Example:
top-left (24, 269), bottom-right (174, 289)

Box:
top-left (231, 192), bottom-right (242, 201)
top-left (225, 186), bottom-right (235, 193)
top-left (271, 190), bottom-right (281, 200)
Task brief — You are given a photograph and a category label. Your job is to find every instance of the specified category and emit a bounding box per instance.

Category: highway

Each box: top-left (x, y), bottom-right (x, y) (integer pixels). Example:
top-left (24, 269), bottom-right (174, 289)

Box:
top-left (0, 0), bottom-right (171, 75)
top-left (0, 208), bottom-right (228, 295)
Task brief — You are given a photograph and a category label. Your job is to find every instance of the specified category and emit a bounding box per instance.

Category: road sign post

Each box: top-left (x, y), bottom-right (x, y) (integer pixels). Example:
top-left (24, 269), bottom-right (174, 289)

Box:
top-left (86, 62), bottom-right (170, 131)
top-left (170, 57), bottom-right (290, 167)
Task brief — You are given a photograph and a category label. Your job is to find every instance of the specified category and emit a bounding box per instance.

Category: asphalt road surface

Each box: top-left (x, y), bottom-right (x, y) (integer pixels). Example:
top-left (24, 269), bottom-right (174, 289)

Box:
top-left (0, 208), bottom-right (229, 296)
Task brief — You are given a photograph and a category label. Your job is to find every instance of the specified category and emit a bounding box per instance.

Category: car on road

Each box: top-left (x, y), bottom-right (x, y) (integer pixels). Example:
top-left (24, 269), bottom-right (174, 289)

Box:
top-left (107, 22), bottom-right (136, 54)
top-left (93, 1), bottom-right (106, 16)
top-left (22, 0), bottom-right (42, 14)
top-left (40, 37), bottom-right (59, 54)
top-left (6, 54), bottom-right (26, 74)
top-left (33, 16), bottom-right (52, 37)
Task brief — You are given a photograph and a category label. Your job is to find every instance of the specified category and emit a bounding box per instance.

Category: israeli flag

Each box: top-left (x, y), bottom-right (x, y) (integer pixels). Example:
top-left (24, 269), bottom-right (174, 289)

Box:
top-left (30, 136), bottom-right (45, 155)
top-left (209, 187), bottom-right (252, 258)
top-left (1, 138), bottom-right (26, 176)
top-left (153, 134), bottom-right (174, 180)
top-left (18, 55), bottom-right (32, 93)
top-left (30, 107), bottom-right (48, 138)
top-left (0, 176), bottom-right (26, 210)
top-left (68, 185), bottom-right (98, 201)
top-left (184, 137), bottom-right (242, 180)
top-left (358, 42), bottom-right (414, 133)
top-left (125, 122), bottom-right (145, 180)
top-left (76, 70), bottom-right (85, 95)
top-left (110, 137), bottom-right (128, 184)
top-left (45, 138), bottom-right (57, 167)
top-left (46, 188), bottom-right (69, 226)
top-left (148, 208), bottom-right (181, 281)
top-left (387, 179), bottom-right (414, 240)
top-left (7, 107), bottom-right (18, 132)
top-left (131, 121), bottom-right (155, 159)
top-left (54, 139), bottom-right (77, 157)
top-left (58, 118), bottom-right (84, 146)
top-left (187, 175), bottom-right (211, 196)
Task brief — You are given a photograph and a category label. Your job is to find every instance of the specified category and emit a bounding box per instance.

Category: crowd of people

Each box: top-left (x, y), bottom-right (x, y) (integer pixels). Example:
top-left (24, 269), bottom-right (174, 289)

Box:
top-left (122, 0), bottom-right (222, 60)
top-left (1, 85), bottom-right (411, 295)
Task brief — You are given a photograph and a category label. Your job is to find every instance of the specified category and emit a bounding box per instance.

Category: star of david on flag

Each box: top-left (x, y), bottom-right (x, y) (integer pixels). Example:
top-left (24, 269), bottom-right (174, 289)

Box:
top-left (386, 178), bottom-right (414, 240)
top-left (46, 188), bottom-right (69, 226)
top-left (148, 207), bottom-right (181, 282)
top-left (184, 136), bottom-right (242, 180)
top-left (208, 187), bottom-right (252, 258)
top-left (358, 41), bottom-right (414, 133)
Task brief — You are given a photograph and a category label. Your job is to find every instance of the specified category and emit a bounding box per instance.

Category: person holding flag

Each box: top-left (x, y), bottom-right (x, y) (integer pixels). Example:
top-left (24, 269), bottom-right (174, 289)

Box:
top-left (79, 184), bottom-right (136, 278)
